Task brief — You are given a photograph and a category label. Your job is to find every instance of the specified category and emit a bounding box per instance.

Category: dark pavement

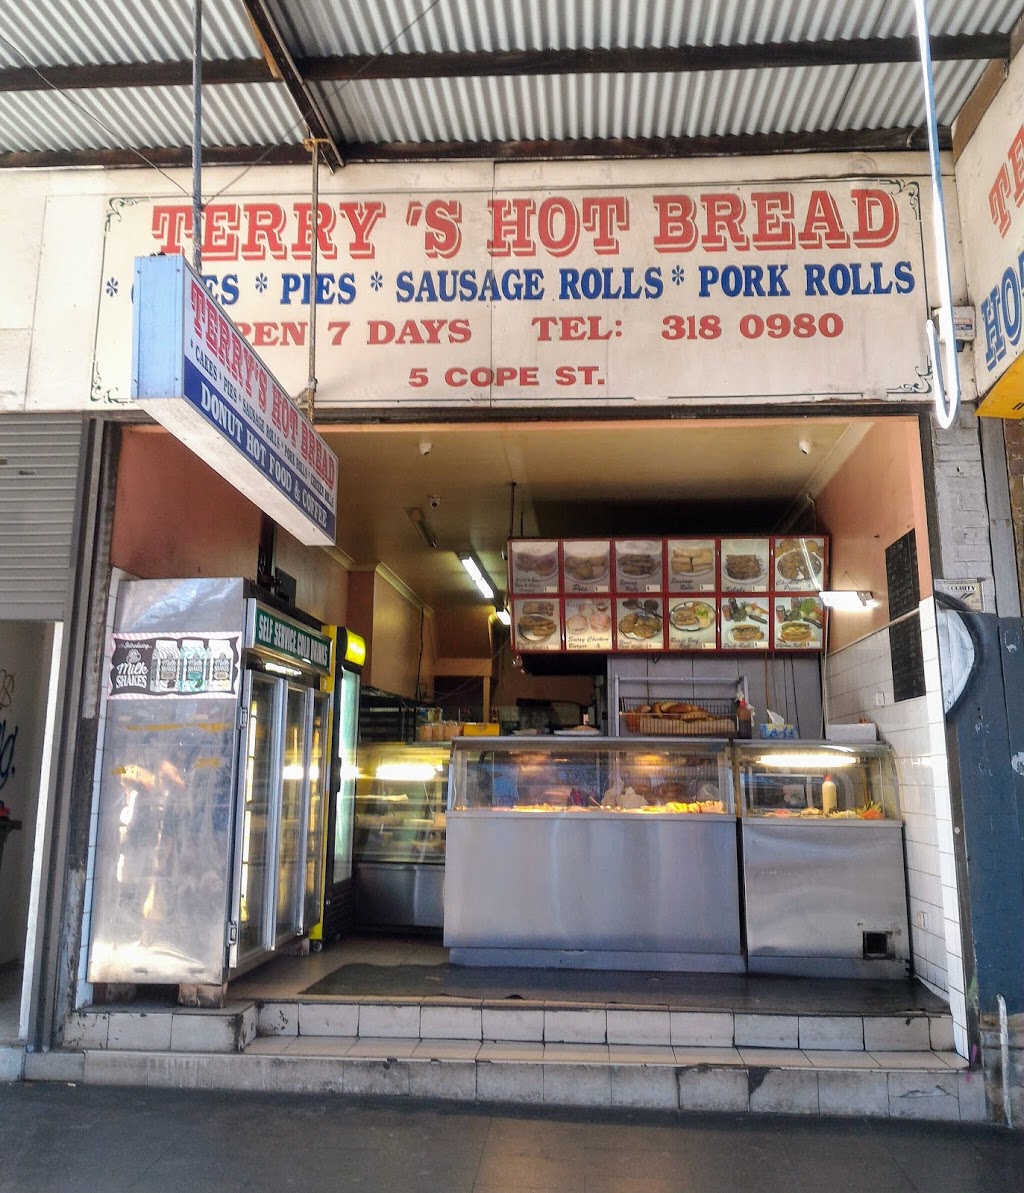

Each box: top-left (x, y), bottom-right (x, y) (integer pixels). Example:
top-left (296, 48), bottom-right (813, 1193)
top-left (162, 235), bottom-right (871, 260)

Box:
top-left (1, 1082), bottom-right (1021, 1193)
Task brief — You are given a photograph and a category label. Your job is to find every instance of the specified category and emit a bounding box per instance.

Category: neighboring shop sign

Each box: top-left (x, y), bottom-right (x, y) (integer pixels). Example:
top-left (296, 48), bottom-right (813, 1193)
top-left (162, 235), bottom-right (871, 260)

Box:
top-left (131, 254), bottom-right (338, 547)
top-left (508, 536), bottom-right (827, 653)
top-left (108, 632), bottom-right (242, 699)
top-left (95, 174), bottom-right (930, 411)
top-left (958, 47), bottom-right (1024, 414)
top-left (934, 577), bottom-right (985, 612)
top-left (246, 603), bottom-right (332, 677)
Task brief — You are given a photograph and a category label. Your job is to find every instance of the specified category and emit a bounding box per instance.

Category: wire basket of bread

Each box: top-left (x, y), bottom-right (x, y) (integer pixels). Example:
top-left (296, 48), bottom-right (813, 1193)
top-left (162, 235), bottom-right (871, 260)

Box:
top-left (620, 697), bottom-right (737, 737)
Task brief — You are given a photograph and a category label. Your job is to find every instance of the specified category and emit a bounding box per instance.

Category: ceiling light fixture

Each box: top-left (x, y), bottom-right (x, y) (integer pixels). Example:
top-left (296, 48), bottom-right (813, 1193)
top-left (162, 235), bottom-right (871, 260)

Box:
top-left (406, 507), bottom-right (437, 548)
top-left (495, 607), bottom-right (512, 626)
top-left (459, 552), bottom-right (496, 600)
top-left (819, 590), bottom-right (879, 611)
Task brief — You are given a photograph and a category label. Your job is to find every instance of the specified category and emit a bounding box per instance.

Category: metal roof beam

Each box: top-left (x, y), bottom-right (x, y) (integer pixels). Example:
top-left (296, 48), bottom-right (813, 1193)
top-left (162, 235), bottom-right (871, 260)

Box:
top-left (240, 0), bottom-right (344, 170)
top-left (0, 58), bottom-right (272, 92)
top-left (0, 33), bottom-right (1007, 95)
top-left (0, 126), bottom-right (949, 171)
top-left (298, 33), bottom-right (1008, 81)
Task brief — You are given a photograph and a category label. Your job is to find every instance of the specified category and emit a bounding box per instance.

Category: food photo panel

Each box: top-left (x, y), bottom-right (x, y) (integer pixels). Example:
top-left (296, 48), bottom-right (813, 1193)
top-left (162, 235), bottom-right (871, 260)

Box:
top-left (508, 540), bottom-right (560, 594)
top-left (667, 538), bottom-right (717, 592)
top-left (561, 540), bottom-right (612, 593)
top-left (773, 536), bottom-right (827, 593)
top-left (720, 538), bottom-right (770, 592)
top-left (614, 539), bottom-right (664, 593)
top-left (773, 596), bottom-right (825, 650)
top-left (667, 597), bottom-right (718, 650)
top-left (564, 597), bottom-right (614, 651)
top-left (615, 597), bottom-right (665, 650)
top-left (512, 599), bottom-right (562, 651)
top-left (720, 595), bottom-right (771, 650)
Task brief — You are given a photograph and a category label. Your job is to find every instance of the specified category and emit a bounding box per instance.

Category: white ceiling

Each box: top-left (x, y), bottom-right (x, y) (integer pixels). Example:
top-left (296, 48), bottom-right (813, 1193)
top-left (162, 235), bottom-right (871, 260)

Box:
top-left (323, 415), bottom-right (875, 614)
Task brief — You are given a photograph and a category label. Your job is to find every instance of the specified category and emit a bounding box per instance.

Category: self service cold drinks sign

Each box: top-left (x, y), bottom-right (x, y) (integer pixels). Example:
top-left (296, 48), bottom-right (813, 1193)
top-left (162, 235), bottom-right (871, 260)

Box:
top-left (101, 171), bottom-right (930, 410)
top-left (131, 254), bottom-right (337, 547)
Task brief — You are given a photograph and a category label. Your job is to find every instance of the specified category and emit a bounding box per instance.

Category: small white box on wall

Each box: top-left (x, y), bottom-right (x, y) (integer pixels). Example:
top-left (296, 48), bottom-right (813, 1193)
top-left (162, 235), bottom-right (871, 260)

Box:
top-left (826, 722), bottom-right (878, 743)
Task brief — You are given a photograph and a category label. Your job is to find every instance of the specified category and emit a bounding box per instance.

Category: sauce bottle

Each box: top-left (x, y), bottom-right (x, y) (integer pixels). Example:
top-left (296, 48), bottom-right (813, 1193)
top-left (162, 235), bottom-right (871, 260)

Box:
top-left (821, 774), bottom-right (837, 815)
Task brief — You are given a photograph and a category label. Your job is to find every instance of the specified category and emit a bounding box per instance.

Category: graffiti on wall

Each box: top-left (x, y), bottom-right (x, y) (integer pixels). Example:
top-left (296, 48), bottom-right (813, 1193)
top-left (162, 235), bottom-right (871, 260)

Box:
top-left (0, 669), bottom-right (17, 795)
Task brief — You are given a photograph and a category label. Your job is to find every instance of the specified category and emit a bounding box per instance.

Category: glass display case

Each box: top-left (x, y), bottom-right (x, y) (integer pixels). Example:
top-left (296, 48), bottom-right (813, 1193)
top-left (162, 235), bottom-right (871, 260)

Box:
top-left (444, 736), bottom-right (743, 970)
top-left (352, 741), bottom-right (450, 929)
top-left (735, 740), bottom-right (911, 978)
top-left (737, 741), bottom-right (899, 821)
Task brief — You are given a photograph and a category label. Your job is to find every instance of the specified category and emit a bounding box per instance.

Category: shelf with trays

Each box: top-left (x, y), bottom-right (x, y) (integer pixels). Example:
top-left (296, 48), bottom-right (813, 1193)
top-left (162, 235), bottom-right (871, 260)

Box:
top-left (612, 675), bottom-right (751, 739)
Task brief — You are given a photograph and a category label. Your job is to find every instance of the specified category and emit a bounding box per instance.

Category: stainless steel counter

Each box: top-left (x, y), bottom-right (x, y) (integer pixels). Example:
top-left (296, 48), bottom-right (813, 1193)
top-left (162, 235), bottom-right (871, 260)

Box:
top-left (444, 810), bottom-right (743, 971)
top-left (742, 819), bottom-right (911, 978)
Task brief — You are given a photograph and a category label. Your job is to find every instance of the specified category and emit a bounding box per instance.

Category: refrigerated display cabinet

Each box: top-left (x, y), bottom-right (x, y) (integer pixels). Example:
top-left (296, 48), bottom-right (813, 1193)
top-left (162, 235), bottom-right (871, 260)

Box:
top-left (87, 577), bottom-right (334, 989)
top-left (352, 741), bottom-right (450, 929)
top-left (443, 735), bottom-right (742, 970)
top-left (736, 740), bottom-right (911, 977)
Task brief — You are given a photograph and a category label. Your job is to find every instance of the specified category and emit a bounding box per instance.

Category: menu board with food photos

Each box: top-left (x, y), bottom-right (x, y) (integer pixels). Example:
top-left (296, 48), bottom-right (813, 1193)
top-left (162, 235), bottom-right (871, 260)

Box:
top-left (507, 536), bottom-right (827, 652)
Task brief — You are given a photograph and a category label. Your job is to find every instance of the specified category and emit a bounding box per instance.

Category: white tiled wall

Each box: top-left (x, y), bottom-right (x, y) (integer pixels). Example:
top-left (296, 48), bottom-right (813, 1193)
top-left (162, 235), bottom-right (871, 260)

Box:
top-left (825, 598), bottom-right (968, 1057)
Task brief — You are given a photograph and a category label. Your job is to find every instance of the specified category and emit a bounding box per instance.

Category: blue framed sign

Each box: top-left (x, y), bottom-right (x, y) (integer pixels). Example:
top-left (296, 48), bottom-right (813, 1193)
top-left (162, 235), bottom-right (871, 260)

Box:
top-left (131, 253), bottom-right (338, 547)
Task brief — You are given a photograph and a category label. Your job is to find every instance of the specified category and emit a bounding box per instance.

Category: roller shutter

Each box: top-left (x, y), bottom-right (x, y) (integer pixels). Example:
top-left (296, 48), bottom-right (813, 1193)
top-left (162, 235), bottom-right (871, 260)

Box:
top-left (0, 414), bottom-right (84, 620)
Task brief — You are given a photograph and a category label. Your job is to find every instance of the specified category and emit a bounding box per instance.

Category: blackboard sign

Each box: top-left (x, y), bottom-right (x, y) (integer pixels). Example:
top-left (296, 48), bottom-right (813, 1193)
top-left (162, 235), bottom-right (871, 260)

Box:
top-left (885, 530), bottom-right (920, 621)
top-left (890, 614), bottom-right (927, 702)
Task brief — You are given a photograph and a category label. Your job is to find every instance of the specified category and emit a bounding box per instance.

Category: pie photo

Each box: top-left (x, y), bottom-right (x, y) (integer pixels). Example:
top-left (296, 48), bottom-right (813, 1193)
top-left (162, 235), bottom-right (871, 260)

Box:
top-left (776, 549), bottom-right (823, 584)
top-left (564, 552), bottom-right (609, 581)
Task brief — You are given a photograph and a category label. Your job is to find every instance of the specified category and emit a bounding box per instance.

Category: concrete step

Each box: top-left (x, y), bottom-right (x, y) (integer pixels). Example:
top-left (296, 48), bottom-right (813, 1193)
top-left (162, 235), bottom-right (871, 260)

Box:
top-left (22, 1040), bottom-right (987, 1122)
top-left (60, 1000), bottom-right (956, 1056)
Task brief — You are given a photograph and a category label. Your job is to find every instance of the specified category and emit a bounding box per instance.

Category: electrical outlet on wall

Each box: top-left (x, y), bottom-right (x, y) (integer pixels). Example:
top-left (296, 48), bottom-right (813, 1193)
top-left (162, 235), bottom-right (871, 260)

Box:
top-left (875, 691), bottom-right (886, 707)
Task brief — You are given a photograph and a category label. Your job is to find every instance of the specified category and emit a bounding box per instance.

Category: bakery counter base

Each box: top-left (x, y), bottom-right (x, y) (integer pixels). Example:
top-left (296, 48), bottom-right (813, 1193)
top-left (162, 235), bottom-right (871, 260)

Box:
top-left (448, 947), bottom-right (746, 972)
top-left (742, 820), bottom-right (911, 980)
top-left (354, 862), bottom-right (444, 931)
top-left (444, 811), bottom-right (742, 970)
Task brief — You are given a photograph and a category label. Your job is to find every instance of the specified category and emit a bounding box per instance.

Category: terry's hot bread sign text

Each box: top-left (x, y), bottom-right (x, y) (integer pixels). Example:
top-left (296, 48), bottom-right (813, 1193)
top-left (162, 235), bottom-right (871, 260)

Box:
top-left (96, 173), bottom-right (930, 411)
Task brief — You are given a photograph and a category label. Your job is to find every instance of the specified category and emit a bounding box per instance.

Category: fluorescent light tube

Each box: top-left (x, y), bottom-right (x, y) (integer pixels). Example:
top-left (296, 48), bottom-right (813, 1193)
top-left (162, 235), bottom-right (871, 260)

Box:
top-left (819, 590), bottom-right (879, 611)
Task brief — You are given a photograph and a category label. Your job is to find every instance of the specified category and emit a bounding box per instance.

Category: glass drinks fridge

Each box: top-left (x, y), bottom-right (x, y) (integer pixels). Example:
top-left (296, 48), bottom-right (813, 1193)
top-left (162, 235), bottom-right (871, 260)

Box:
top-left (87, 577), bottom-right (340, 987)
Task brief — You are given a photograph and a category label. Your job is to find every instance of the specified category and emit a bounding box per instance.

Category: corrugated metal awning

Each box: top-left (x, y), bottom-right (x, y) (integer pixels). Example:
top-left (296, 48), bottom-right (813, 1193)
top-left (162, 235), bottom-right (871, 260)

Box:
top-left (0, 0), bottom-right (1021, 167)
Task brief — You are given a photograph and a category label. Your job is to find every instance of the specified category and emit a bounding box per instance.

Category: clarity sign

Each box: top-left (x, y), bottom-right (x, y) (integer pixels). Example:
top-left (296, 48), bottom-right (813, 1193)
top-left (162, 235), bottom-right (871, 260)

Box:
top-left (131, 253), bottom-right (338, 547)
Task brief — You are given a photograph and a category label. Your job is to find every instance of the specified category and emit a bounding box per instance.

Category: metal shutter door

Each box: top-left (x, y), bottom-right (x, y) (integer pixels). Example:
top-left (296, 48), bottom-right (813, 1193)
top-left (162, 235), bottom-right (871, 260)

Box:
top-left (0, 414), bottom-right (84, 620)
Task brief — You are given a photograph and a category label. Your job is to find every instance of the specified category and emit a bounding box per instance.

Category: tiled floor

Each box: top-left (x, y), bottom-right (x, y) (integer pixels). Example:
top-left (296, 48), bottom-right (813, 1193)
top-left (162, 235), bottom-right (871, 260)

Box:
top-left (228, 935), bottom-right (949, 1017)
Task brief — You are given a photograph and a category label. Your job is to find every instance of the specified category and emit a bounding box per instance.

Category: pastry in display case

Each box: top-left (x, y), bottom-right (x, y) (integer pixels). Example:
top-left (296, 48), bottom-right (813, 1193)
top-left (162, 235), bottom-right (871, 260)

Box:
top-left (448, 736), bottom-right (735, 816)
top-left (353, 742), bottom-right (450, 861)
top-left (352, 741), bottom-right (451, 929)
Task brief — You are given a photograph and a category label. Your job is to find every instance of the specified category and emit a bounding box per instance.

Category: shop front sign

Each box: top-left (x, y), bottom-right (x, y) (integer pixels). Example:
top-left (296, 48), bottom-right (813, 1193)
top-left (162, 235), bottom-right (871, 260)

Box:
top-left (132, 254), bottom-right (338, 546)
top-left (97, 170), bottom-right (930, 412)
top-left (958, 47), bottom-right (1024, 416)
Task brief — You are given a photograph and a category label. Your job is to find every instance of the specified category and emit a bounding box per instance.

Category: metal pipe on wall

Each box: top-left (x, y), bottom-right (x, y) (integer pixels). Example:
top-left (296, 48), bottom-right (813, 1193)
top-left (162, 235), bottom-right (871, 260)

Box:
top-left (192, 0), bottom-right (203, 273)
